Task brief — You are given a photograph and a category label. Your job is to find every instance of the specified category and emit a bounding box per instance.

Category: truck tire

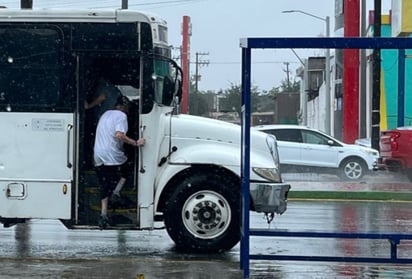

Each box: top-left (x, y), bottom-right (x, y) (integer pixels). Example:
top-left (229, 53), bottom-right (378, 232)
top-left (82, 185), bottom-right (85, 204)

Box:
top-left (164, 172), bottom-right (240, 253)
top-left (339, 157), bottom-right (366, 180)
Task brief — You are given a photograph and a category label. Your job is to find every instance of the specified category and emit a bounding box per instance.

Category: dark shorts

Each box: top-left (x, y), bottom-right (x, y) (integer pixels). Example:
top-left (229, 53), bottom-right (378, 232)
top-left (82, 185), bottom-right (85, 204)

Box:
top-left (96, 162), bottom-right (132, 199)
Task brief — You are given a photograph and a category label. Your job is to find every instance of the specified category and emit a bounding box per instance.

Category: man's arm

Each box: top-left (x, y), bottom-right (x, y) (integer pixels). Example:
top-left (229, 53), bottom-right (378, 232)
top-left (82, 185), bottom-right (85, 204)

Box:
top-left (115, 131), bottom-right (145, 146)
top-left (85, 93), bottom-right (106, 109)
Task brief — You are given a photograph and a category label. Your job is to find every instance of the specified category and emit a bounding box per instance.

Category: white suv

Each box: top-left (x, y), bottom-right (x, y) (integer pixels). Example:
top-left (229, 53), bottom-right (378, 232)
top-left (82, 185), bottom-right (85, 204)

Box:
top-left (254, 125), bottom-right (379, 180)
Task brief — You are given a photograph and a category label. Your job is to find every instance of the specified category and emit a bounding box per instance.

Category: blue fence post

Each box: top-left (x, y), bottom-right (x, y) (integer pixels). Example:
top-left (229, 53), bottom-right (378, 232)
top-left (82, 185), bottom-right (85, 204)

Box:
top-left (240, 43), bottom-right (252, 279)
top-left (398, 48), bottom-right (405, 127)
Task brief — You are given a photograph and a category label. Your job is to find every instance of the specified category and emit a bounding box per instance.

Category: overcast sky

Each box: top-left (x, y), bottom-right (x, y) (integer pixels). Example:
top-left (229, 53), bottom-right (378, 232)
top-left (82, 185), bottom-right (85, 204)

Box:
top-left (2, 0), bottom-right (392, 91)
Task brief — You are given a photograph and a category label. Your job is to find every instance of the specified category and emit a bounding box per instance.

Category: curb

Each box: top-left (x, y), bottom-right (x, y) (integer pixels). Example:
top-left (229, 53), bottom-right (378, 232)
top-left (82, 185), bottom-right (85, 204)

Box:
top-left (288, 191), bottom-right (412, 201)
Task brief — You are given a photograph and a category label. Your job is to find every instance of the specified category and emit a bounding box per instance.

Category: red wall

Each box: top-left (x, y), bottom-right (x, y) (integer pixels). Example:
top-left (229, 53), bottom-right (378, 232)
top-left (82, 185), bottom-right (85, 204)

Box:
top-left (343, 0), bottom-right (360, 143)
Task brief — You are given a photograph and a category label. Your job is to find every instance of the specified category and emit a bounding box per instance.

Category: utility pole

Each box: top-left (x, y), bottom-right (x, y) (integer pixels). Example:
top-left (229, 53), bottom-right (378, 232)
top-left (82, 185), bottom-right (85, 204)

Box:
top-left (181, 16), bottom-right (191, 114)
top-left (194, 52), bottom-right (209, 93)
top-left (283, 62), bottom-right (291, 90)
top-left (371, 0), bottom-right (381, 151)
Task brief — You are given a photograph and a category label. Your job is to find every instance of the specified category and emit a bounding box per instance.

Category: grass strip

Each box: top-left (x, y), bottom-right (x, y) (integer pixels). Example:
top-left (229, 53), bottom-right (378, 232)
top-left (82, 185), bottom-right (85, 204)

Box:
top-left (288, 191), bottom-right (412, 201)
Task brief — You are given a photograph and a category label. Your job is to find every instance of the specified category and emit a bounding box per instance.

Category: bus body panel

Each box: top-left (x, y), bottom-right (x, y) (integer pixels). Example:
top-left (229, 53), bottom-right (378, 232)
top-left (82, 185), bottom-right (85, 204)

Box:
top-left (0, 181), bottom-right (72, 219)
top-left (0, 9), bottom-right (153, 24)
top-left (0, 112), bottom-right (74, 219)
top-left (137, 105), bottom-right (173, 228)
top-left (0, 113), bottom-right (74, 180)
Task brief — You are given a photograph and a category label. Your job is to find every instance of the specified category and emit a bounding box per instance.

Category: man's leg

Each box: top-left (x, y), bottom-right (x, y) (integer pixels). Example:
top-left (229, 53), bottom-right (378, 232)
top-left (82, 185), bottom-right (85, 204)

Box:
top-left (97, 165), bottom-right (115, 228)
top-left (111, 162), bottom-right (131, 199)
top-left (112, 177), bottom-right (126, 197)
top-left (101, 197), bottom-right (109, 216)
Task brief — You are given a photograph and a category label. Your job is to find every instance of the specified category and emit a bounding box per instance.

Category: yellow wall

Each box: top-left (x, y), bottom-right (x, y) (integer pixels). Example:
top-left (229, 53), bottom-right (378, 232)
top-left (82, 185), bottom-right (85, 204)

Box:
top-left (392, 0), bottom-right (412, 36)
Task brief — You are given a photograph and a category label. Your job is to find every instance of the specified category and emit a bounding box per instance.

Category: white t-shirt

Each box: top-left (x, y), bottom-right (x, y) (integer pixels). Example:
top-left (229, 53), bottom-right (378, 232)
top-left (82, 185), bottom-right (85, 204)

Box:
top-left (93, 110), bottom-right (128, 166)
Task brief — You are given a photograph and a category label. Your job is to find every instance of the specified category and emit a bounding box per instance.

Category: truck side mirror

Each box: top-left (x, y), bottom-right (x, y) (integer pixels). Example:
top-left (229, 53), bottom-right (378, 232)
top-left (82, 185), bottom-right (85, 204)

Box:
top-left (162, 76), bottom-right (174, 105)
top-left (175, 79), bottom-right (182, 103)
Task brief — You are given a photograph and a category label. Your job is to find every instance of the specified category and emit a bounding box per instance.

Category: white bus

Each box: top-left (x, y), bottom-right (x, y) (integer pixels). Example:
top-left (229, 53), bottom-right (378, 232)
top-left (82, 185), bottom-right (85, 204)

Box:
top-left (0, 8), bottom-right (290, 253)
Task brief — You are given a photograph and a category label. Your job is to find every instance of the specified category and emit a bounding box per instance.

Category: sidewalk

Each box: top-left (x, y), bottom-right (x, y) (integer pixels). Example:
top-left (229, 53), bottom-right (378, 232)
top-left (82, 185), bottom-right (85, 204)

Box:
top-left (282, 171), bottom-right (412, 201)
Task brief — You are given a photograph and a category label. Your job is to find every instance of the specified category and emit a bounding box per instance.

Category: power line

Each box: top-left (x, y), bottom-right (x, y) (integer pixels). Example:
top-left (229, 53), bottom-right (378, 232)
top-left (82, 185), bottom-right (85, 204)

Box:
top-left (194, 52), bottom-right (209, 93)
top-left (201, 61), bottom-right (301, 65)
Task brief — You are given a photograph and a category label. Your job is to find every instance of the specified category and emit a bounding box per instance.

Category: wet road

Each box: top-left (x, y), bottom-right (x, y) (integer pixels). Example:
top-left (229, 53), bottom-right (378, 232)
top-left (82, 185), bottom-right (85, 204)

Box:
top-left (1, 172), bottom-right (411, 278)
top-left (1, 198), bottom-right (412, 278)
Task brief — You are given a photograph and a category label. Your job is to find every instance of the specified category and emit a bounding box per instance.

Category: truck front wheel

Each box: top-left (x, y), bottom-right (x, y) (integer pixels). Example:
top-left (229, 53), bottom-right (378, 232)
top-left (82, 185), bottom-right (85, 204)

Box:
top-left (164, 173), bottom-right (240, 253)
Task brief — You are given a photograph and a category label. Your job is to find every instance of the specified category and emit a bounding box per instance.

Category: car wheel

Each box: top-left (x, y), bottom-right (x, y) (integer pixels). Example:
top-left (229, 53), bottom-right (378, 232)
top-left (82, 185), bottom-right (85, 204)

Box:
top-left (339, 157), bottom-right (366, 180)
top-left (164, 172), bottom-right (240, 253)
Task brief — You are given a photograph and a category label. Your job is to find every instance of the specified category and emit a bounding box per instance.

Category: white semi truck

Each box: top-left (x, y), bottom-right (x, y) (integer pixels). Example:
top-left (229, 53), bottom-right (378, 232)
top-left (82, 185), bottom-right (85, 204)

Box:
top-left (0, 8), bottom-right (290, 253)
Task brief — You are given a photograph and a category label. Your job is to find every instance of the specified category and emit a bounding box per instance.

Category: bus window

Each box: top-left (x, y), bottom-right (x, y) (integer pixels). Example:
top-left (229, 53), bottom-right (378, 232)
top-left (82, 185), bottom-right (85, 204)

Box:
top-left (153, 57), bottom-right (179, 106)
top-left (71, 23), bottom-right (137, 51)
top-left (0, 26), bottom-right (63, 111)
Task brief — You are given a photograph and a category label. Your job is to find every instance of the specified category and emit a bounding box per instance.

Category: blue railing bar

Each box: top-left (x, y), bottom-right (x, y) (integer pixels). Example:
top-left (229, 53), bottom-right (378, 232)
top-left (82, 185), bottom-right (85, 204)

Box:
top-left (249, 254), bottom-right (412, 264)
top-left (249, 229), bottom-right (412, 240)
top-left (240, 37), bottom-right (412, 50)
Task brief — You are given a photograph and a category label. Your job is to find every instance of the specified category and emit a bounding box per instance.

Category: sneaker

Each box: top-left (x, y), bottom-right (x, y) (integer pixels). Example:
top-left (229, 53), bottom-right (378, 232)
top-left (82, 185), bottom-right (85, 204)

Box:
top-left (98, 215), bottom-right (110, 229)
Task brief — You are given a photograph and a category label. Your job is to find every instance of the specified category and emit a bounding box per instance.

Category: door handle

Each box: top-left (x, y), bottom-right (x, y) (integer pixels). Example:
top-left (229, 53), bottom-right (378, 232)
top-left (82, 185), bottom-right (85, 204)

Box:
top-left (66, 124), bottom-right (73, 168)
top-left (139, 125), bottom-right (146, 173)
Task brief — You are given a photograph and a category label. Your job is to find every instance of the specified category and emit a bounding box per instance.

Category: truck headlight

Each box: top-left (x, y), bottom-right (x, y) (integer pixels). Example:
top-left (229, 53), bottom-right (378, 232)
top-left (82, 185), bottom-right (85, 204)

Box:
top-left (266, 135), bottom-right (280, 166)
top-left (252, 167), bottom-right (281, 183)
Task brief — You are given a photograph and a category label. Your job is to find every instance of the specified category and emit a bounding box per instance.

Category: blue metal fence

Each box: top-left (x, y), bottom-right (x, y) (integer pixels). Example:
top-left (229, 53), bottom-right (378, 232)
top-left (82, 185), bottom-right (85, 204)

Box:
top-left (240, 37), bottom-right (412, 278)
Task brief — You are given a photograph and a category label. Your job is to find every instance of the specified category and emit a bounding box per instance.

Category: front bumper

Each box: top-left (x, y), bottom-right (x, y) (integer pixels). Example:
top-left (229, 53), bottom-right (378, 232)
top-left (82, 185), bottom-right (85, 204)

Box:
top-left (250, 182), bottom-right (291, 214)
top-left (377, 157), bottom-right (405, 172)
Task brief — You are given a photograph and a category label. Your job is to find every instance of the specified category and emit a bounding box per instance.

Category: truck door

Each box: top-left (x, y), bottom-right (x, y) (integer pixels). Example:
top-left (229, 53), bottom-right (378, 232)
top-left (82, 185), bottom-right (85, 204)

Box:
top-left (76, 52), bottom-right (142, 227)
top-left (0, 24), bottom-right (73, 221)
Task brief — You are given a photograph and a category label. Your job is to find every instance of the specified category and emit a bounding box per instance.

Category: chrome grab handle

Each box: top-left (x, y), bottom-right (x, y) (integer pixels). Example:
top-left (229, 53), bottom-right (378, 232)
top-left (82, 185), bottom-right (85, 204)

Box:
top-left (67, 124), bottom-right (73, 168)
top-left (139, 125), bottom-right (146, 173)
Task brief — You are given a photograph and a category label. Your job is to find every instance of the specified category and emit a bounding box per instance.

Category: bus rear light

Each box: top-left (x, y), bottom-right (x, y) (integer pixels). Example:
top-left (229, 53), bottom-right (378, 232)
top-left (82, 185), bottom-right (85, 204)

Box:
top-left (390, 132), bottom-right (401, 151)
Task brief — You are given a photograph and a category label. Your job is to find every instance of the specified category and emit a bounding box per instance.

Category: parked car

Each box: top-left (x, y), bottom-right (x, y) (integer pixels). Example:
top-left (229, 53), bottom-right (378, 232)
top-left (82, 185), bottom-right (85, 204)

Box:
top-left (253, 125), bottom-right (379, 180)
top-left (379, 126), bottom-right (412, 182)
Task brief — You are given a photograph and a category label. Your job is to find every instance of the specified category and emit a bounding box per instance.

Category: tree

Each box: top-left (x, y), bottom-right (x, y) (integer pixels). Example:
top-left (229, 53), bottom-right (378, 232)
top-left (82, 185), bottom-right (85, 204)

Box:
top-left (269, 78), bottom-right (300, 101)
top-left (280, 78), bottom-right (300, 92)
top-left (188, 90), bottom-right (213, 116)
top-left (187, 76), bottom-right (215, 116)
top-left (219, 83), bottom-right (262, 115)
